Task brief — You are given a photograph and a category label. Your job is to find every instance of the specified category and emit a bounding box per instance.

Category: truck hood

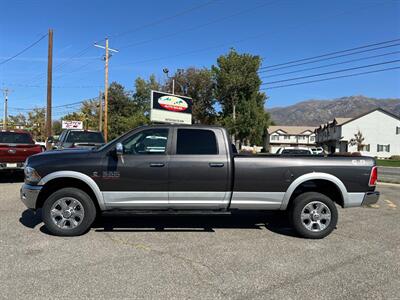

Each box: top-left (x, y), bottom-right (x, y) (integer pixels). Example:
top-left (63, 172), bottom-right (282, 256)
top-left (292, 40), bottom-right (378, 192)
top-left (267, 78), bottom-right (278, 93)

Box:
top-left (27, 148), bottom-right (93, 164)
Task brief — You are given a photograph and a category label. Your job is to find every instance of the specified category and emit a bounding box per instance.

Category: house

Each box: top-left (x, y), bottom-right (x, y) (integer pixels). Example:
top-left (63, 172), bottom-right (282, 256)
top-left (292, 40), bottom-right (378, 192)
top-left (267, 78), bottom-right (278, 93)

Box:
top-left (266, 126), bottom-right (317, 153)
top-left (315, 108), bottom-right (400, 158)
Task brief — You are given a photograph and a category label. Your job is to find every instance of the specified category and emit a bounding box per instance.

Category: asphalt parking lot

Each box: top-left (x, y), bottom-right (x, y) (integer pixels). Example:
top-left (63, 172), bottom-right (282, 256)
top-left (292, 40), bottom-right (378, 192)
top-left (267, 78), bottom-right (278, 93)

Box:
top-left (1, 177), bottom-right (399, 299)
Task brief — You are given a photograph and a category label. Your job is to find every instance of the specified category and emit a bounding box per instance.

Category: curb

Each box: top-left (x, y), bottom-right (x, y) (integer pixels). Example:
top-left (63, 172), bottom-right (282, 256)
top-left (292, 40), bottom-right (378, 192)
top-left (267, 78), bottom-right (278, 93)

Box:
top-left (377, 181), bottom-right (400, 187)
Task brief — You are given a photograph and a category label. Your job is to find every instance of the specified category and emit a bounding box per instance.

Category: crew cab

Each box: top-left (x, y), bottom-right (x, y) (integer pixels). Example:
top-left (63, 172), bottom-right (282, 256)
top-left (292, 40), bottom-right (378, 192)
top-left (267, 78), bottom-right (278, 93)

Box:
top-left (54, 129), bottom-right (105, 150)
top-left (21, 125), bottom-right (379, 238)
top-left (0, 130), bottom-right (42, 170)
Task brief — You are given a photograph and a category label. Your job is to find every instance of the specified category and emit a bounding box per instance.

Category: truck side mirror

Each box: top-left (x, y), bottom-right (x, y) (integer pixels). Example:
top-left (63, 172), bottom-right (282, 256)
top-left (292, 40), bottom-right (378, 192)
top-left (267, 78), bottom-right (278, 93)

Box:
top-left (116, 143), bottom-right (124, 156)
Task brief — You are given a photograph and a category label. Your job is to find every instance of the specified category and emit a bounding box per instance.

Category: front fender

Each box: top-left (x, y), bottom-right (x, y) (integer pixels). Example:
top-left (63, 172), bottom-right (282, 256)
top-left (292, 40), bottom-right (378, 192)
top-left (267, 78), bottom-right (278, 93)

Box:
top-left (38, 171), bottom-right (106, 210)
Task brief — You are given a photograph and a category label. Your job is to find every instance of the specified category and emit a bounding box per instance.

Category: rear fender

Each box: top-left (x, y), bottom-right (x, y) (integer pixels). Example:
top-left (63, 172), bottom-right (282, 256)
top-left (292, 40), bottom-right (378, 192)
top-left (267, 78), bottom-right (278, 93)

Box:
top-left (281, 172), bottom-right (349, 210)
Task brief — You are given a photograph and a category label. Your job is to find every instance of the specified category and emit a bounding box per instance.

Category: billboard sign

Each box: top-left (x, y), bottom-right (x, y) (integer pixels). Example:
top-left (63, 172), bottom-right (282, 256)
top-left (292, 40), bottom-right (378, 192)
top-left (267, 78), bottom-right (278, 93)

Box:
top-left (62, 120), bottom-right (83, 130)
top-left (150, 90), bottom-right (192, 124)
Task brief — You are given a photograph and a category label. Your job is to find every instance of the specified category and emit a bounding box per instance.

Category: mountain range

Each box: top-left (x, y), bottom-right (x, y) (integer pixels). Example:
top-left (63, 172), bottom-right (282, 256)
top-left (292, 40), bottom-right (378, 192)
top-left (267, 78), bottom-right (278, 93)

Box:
top-left (268, 95), bottom-right (400, 126)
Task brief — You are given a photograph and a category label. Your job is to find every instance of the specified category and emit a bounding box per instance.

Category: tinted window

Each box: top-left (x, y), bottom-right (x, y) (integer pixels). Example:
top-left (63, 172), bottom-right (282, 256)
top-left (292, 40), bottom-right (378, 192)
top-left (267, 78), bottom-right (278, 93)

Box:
top-left (177, 129), bottom-right (218, 155)
top-left (0, 132), bottom-right (33, 144)
top-left (281, 149), bottom-right (311, 155)
top-left (66, 131), bottom-right (105, 143)
top-left (122, 129), bottom-right (168, 155)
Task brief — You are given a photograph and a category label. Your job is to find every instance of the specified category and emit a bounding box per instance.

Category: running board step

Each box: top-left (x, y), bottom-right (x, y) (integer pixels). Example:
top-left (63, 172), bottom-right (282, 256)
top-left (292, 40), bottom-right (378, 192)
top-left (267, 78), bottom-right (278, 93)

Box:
top-left (102, 209), bottom-right (231, 215)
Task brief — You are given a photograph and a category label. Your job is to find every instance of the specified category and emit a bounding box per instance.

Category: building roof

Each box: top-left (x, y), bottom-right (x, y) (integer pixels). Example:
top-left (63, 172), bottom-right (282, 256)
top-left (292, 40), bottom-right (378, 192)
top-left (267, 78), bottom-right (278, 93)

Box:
top-left (318, 108), bottom-right (400, 129)
top-left (268, 126), bottom-right (316, 135)
top-left (334, 117), bottom-right (352, 125)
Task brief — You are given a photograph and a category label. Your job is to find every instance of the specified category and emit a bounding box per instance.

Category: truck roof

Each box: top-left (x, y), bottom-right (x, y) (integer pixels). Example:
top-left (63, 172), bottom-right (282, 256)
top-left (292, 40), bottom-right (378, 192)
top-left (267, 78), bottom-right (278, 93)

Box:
top-left (141, 124), bottom-right (225, 129)
top-left (0, 129), bottom-right (31, 134)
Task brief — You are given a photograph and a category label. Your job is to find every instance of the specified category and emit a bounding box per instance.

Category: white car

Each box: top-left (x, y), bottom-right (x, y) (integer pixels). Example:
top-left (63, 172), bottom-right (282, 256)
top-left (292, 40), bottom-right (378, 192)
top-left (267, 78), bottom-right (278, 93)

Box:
top-left (311, 147), bottom-right (324, 155)
top-left (276, 147), bottom-right (313, 155)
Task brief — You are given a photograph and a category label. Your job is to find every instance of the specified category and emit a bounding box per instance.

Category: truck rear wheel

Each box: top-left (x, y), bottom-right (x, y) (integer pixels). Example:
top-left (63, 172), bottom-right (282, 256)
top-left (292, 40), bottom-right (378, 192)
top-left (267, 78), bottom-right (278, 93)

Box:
top-left (42, 187), bottom-right (96, 236)
top-left (291, 192), bottom-right (338, 239)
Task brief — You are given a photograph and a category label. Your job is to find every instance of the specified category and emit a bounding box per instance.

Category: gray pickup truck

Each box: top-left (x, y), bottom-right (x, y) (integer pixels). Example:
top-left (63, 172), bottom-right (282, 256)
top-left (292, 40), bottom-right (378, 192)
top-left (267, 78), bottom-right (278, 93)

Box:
top-left (21, 125), bottom-right (379, 238)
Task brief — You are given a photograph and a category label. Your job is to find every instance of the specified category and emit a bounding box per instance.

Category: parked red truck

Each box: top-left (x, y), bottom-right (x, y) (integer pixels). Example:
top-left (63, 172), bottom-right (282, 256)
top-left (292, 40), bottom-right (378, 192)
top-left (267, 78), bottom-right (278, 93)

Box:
top-left (0, 130), bottom-right (43, 170)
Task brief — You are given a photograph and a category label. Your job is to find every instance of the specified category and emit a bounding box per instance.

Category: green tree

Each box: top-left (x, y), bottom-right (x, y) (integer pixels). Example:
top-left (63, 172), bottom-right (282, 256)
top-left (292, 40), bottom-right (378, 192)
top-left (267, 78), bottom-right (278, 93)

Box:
top-left (350, 130), bottom-right (365, 151)
top-left (27, 108), bottom-right (46, 141)
top-left (62, 99), bottom-right (100, 130)
top-left (52, 120), bottom-right (62, 135)
top-left (108, 82), bottom-right (149, 139)
top-left (8, 113), bottom-right (27, 129)
top-left (133, 74), bottom-right (160, 115)
top-left (166, 67), bottom-right (216, 124)
top-left (212, 49), bottom-right (271, 146)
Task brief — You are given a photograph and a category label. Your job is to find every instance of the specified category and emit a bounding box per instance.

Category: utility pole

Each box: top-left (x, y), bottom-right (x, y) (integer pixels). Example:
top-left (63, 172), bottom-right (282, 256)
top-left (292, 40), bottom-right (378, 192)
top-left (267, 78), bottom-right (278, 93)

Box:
top-left (94, 38), bottom-right (118, 142)
top-left (98, 90), bottom-right (103, 132)
top-left (104, 38), bottom-right (109, 142)
top-left (1, 88), bottom-right (11, 130)
top-left (46, 29), bottom-right (53, 149)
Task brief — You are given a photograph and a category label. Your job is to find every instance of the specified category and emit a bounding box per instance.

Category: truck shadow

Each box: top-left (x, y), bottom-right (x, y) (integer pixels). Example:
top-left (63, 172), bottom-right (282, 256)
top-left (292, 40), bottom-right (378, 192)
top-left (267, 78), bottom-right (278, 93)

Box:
top-left (19, 210), bottom-right (299, 238)
top-left (0, 170), bottom-right (24, 183)
top-left (19, 209), bottom-right (42, 228)
top-left (93, 212), bottom-right (299, 238)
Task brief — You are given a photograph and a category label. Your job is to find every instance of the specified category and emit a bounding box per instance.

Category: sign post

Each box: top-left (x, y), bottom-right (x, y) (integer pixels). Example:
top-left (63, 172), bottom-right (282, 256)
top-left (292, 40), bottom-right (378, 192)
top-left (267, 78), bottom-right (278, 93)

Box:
top-left (150, 90), bottom-right (192, 124)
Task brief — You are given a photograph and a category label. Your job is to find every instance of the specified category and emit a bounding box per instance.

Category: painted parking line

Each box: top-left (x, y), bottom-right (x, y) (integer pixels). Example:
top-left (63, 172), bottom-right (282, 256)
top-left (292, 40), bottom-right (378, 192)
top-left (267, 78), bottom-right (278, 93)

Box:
top-left (367, 204), bottom-right (380, 209)
top-left (384, 199), bottom-right (397, 209)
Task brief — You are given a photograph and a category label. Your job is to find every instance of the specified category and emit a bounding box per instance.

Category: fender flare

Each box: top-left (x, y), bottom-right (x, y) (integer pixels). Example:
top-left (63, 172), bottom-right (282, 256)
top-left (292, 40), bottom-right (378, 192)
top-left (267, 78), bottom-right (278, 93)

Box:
top-left (280, 172), bottom-right (348, 210)
top-left (38, 171), bottom-right (106, 210)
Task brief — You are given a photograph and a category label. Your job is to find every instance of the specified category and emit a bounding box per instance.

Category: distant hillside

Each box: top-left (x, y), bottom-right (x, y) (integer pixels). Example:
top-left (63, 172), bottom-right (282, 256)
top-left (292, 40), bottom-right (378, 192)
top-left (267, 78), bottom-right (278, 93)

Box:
top-left (268, 96), bottom-right (400, 126)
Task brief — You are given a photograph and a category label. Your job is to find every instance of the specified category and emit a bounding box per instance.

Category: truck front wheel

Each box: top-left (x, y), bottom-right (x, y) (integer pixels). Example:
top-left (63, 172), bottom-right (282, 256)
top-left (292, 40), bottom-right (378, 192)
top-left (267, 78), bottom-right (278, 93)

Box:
top-left (42, 187), bottom-right (96, 236)
top-left (291, 192), bottom-right (338, 239)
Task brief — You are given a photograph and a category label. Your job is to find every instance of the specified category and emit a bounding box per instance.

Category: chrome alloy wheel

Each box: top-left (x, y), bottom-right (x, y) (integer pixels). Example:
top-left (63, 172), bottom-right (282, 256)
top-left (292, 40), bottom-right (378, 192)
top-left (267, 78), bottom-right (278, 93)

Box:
top-left (50, 197), bottom-right (85, 229)
top-left (300, 201), bottom-right (331, 232)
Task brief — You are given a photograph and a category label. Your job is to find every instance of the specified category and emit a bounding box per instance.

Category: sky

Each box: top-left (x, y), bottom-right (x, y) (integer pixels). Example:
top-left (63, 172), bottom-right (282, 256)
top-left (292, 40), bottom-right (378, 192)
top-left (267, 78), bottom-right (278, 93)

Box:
top-left (0, 0), bottom-right (399, 118)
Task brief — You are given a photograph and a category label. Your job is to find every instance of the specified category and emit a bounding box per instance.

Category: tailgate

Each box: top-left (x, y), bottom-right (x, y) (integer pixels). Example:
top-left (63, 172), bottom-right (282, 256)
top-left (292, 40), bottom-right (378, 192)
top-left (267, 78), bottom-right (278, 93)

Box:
top-left (0, 144), bottom-right (42, 163)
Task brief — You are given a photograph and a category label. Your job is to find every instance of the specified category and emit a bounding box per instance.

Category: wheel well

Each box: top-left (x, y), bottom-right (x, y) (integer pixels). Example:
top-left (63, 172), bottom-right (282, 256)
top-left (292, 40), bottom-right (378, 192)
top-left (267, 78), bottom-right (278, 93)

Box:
top-left (288, 179), bottom-right (344, 208)
top-left (36, 178), bottom-right (100, 212)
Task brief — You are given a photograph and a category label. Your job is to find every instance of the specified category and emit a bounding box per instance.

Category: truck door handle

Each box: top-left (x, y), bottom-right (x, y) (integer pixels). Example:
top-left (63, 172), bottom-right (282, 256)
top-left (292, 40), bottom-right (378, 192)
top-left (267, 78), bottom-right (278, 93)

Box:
top-left (150, 163), bottom-right (165, 167)
top-left (209, 162), bottom-right (224, 168)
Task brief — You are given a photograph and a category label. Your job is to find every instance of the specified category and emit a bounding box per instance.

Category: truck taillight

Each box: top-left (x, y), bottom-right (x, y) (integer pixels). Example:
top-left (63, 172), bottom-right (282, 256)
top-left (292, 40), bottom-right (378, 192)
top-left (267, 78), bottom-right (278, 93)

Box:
top-left (369, 166), bottom-right (378, 186)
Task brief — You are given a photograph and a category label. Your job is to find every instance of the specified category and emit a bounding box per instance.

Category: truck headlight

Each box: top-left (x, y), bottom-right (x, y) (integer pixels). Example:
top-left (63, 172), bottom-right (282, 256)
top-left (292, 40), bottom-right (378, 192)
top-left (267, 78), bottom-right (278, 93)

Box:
top-left (24, 167), bottom-right (41, 185)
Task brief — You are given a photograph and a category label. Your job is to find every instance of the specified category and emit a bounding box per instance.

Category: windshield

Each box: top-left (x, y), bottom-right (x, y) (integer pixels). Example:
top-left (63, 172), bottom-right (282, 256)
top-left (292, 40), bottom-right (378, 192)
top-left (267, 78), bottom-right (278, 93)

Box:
top-left (0, 132), bottom-right (33, 144)
top-left (66, 131), bottom-right (105, 143)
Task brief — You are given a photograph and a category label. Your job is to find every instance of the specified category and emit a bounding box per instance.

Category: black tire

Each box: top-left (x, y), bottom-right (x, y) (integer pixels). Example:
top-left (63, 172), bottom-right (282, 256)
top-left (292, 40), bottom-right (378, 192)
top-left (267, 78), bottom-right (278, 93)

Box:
top-left (291, 192), bottom-right (338, 239)
top-left (42, 187), bottom-right (96, 236)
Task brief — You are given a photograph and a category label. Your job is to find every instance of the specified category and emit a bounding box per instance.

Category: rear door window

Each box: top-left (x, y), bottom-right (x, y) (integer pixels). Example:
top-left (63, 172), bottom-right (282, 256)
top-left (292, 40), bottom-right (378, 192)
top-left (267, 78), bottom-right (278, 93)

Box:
top-left (176, 129), bottom-right (218, 155)
top-left (0, 132), bottom-right (33, 144)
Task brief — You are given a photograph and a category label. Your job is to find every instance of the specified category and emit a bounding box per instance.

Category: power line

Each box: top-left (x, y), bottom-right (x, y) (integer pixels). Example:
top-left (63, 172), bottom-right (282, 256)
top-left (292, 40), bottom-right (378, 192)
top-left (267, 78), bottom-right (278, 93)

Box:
top-left (0, 33), bottom-right (48, 66)
top-left (118, 0), bottom-right (279, 50)
top-left (29, 45), bottom-right (96, 83)
top-left (262, 66), bottom-right (400, 90)
top-left (259, 38), bottom-right (400, 70)
top-left (261, 50), bottom-right (400, 79)
top-left (109, 0), bottom-right (217, 40)
top-left (262, 59), bottom-right (400, 85)
top-left (4, 83), bottom-right (102, 89)
top-left (114, 1), bottom-right (390, 68)
top-left (259, 43), bottom-right (400, 73)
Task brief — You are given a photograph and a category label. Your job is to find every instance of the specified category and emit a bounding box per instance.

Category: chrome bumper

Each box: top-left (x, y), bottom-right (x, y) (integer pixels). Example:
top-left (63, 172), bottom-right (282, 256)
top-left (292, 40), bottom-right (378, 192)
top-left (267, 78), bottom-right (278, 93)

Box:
top-left (362, 191), bottom-right (380, 206)
top-left (20, 184), bottom-right (42, 210)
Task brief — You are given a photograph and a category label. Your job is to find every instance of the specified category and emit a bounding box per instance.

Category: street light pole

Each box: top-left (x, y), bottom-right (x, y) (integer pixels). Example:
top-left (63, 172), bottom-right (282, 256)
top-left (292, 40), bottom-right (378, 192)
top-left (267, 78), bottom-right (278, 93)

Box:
top-left (1, 88), bottom-right (11, 130)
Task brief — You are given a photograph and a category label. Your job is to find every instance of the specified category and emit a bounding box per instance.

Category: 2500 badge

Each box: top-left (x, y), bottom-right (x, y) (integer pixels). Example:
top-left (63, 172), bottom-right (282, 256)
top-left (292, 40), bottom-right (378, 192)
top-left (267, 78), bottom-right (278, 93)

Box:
top-left (158, 95), bottom-right (188, 112)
